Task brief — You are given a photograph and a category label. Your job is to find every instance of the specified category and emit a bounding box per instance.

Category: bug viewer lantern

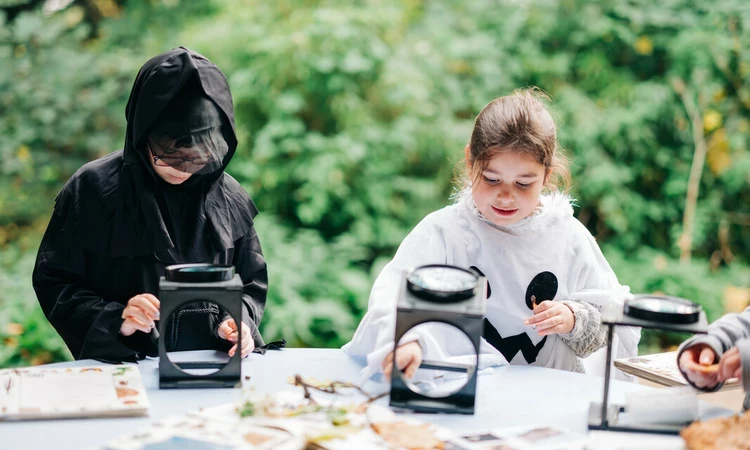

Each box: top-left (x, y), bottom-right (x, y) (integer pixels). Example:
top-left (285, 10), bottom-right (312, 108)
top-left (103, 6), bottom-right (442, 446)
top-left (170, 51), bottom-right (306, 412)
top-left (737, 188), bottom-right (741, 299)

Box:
top-left (158, 264), bottom-right (244, 389)
top-left (588, 294), bottom-right (708, 434)
top-left (390, 264), bottom-right (487, 414)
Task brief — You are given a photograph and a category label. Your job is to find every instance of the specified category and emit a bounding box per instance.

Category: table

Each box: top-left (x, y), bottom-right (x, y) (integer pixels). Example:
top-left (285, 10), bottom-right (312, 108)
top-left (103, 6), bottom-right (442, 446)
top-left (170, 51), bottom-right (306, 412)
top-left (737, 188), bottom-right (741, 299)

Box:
top-left (1, 349), bottom-right (732, 450)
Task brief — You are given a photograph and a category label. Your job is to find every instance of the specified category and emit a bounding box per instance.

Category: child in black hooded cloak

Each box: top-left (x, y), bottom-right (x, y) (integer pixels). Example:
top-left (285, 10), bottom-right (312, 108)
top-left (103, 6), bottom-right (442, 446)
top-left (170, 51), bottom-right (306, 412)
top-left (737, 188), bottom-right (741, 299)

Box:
top-left (33, 47), bottom-right (268, 363)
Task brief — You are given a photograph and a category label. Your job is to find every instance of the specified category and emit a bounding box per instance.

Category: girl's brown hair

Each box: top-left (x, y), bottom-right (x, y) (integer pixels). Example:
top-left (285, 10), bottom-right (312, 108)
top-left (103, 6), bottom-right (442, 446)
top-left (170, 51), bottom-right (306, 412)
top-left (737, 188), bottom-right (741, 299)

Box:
top-left (461, 88), bottom-right (571, 192)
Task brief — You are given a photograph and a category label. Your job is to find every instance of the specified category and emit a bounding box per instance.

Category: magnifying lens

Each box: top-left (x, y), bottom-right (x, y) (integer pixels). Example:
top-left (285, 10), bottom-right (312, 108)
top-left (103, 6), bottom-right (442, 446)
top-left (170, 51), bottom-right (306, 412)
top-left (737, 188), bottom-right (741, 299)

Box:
top-left (623, 295), bottom-right (702, 324)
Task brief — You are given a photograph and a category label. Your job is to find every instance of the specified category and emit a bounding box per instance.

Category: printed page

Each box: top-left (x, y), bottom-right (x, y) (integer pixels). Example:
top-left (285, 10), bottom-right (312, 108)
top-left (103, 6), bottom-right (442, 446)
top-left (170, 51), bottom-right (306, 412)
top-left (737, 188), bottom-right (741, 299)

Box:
top-left (615, 351), bottom-right (740, 388)
top-left (0, 365), bottom-right (149, 420)
top-left (20, 370), bottom-right (118, 412)
top-left (445, 425), bottom-right (587, 450)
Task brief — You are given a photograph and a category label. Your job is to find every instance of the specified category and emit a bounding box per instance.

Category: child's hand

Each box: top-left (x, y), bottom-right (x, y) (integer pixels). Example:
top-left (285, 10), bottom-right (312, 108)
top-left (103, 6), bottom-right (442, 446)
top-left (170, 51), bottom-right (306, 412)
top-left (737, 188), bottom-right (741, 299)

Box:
top-left (382, 341), bottom-right (423, 382)
top-left (717, 347), bottom-right (742, 382)
top-left (679, 344), bottom-right (719, 388)
top-left (218, 319), bottom-right (254, 358)
top-left (524, 300), bottom-right (574, 336)
top-left (120, 293), bottom-right (160, 336)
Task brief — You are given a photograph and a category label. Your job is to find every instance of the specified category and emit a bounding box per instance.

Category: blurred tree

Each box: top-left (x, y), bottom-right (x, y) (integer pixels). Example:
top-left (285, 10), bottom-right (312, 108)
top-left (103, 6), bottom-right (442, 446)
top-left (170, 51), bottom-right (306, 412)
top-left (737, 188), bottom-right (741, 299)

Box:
top-left (0, 5), bottom-right (133, 228)
top-left (543, 0), bottom-right (750, 261)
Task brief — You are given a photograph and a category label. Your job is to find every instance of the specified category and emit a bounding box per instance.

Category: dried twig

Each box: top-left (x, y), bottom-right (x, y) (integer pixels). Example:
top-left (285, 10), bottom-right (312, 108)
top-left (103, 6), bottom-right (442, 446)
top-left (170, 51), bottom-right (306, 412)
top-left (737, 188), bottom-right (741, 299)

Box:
top-left (291, 374), bottom-right (388, 409)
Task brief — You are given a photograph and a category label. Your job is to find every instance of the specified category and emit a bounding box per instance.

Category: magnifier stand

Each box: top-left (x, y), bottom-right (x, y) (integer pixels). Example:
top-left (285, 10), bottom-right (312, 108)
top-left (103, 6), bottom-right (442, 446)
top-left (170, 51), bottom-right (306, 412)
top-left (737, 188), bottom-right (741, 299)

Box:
top-left (588, 311), bottom-right (708, 434)
top-left (390, 269), bottom-right (486, 415)
top-left (158, 274), bottom-right (244, 389)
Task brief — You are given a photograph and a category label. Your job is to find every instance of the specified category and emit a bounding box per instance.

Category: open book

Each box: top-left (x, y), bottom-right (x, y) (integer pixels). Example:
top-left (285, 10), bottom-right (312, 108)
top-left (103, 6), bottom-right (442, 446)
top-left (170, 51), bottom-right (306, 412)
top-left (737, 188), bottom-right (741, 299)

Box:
top-left (614, 351), bottom-right (740, 389)
top-left (0, 364), bottom-right (149, 421)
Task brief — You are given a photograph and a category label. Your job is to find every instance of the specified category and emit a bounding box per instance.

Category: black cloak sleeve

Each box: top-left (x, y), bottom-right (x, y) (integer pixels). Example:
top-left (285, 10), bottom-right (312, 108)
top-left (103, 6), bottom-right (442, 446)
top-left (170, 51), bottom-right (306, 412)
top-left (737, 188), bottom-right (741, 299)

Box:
top-left (232, 225), bottom-right (268, 348)
top-left (32, 212), bottom-right (152, 362)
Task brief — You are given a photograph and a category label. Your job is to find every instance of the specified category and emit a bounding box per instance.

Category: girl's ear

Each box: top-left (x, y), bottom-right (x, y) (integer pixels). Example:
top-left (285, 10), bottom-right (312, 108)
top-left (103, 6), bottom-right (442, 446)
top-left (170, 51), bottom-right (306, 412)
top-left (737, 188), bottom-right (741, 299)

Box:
top-left (544, 168), bottom-right (552, 186)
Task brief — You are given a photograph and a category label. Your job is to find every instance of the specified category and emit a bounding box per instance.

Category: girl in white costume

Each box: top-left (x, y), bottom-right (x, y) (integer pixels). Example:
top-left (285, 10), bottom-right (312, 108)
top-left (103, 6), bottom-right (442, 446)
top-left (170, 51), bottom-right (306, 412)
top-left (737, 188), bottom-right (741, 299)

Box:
top-left (343, 89), bottom-right (640, 382)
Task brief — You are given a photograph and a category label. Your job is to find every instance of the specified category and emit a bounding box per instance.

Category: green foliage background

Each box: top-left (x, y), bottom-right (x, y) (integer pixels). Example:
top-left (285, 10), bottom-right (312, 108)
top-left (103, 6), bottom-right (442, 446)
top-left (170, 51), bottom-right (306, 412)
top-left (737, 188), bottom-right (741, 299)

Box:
top-left (1, 0), bottom-right (748, 366)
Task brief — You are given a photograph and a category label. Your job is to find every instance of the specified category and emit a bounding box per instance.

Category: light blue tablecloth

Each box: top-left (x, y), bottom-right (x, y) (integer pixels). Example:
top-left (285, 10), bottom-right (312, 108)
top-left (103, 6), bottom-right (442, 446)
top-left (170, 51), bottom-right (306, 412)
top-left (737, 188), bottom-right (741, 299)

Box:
top-left (0, 348), bottom-right (728, 450)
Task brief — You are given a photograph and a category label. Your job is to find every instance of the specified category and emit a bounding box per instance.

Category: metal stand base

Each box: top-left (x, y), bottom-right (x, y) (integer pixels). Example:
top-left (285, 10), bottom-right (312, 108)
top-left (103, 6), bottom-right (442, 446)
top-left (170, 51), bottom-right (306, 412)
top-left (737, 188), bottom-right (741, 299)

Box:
top-left (588, 402), bottom-right (689, 435)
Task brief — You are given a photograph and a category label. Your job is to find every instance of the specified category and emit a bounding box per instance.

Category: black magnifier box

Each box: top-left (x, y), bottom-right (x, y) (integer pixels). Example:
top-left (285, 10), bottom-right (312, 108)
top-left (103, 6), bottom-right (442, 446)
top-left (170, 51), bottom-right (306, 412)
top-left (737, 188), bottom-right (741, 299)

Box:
top-left (390, 265), bottom-right (487, 414)
top-left (588, 294), bottom-right (708, 434)
top-left (158, 263), bottom-right (243, 389)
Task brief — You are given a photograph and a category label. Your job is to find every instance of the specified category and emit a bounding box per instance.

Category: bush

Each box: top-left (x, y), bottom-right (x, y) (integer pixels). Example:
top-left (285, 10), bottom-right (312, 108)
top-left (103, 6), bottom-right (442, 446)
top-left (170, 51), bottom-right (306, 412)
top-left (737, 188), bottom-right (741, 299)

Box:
top-left (0, 232), bottom-right (72, 367)
top-left (605, 246), bottom-right (750, 353)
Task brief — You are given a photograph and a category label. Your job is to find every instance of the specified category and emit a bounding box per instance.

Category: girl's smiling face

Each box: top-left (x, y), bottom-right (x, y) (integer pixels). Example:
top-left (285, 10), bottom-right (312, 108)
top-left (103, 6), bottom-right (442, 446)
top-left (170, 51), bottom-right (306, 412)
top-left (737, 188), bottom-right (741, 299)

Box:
top-left (469, 148), bottom-right (549, 227)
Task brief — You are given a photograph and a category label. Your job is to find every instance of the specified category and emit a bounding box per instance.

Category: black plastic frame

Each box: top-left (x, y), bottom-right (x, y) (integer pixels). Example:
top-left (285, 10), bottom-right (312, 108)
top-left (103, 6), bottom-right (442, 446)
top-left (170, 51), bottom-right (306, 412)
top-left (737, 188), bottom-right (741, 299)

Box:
top-left (165, 263), bottom-right (235, 283)
top-left (158, 273), bottom-right (243, 389)
top-left (390, 268), bottom-right (486, 414)
top-left (406, 264), bottom-right (479, 303)
top-left (623, 294), bottom-right (702, 324)
top-left (588, 310), bottom-right (708, 434)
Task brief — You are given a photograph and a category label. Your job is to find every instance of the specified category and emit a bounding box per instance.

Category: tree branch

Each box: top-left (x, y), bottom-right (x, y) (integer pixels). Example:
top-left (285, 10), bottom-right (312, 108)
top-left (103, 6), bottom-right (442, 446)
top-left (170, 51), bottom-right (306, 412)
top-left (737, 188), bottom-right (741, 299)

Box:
top-left (671, 77), bottom-right (708, 263)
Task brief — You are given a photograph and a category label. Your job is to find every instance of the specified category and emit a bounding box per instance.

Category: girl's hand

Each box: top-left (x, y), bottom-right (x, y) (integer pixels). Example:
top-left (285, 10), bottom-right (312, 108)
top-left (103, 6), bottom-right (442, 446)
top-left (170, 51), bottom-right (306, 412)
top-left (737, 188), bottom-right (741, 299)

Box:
top-left (120, 294), bottom-right (160, 336)
top-left (382, 341), bottom-right (423, 382)
top-left (218, 319), bottom-right (254, 358)
top-left (679, 344), bottom-right (719, 388)
top-left (524, 300), bottom-right (575, 336)
top-left (717, 347), bottom-right (742, 382)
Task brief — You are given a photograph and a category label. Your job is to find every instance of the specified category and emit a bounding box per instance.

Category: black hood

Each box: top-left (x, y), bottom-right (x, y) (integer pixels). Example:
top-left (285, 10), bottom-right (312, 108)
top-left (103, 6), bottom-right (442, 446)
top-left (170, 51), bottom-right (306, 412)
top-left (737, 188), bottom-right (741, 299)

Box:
top-left (53, 47), bottom-right (257, 260)
top-left (124, 46), bottom-right (237, 175)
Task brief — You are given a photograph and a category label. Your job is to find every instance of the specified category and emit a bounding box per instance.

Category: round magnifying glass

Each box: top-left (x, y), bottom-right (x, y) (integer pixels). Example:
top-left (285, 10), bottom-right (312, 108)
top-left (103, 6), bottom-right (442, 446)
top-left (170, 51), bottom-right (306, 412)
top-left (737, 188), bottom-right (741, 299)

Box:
top-left (623, 294), bottom-right (702, 324)
top-left (396, 322), bottom-right (477, 398)
top-left (165, 264), bottom-right (235, 283)
top-left (161, 264), bottom-right (239, 378)
top-left (406, 265), bottom-right (479, 303)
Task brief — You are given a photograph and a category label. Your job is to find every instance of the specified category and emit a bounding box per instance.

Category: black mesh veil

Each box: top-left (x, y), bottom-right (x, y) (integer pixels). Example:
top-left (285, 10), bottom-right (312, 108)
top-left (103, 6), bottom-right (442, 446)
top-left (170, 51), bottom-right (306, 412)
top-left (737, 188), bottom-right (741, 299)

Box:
top-left (146, 82), bottom-right (229, 175)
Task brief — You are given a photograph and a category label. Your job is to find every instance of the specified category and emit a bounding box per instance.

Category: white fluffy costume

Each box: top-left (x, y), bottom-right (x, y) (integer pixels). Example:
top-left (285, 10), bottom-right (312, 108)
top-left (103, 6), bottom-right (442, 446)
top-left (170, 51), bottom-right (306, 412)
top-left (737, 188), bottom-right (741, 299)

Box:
top-left (343, 191), bottom-right (640, 381)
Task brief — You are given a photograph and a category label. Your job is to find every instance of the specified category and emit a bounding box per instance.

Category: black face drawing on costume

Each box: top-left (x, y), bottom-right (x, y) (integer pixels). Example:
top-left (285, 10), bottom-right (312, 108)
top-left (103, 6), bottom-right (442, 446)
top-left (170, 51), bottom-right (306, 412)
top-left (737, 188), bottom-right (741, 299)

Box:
top-left (525, 271), bottom-right (558, 310)
top-left (470, 266), bottom-right (490, 297)
top-left (475, 268), bottom-right (560, 364)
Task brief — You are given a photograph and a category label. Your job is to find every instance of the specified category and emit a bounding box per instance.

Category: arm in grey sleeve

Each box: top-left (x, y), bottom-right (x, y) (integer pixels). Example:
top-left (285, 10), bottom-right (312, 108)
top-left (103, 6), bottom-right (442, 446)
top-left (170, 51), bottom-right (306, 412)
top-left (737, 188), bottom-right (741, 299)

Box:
top-left (737, 338), bottom-right (750, 397)
top-left (677, 306), bottom-right (750, 392)
top-left (558, 300), bottom-right (608, 358)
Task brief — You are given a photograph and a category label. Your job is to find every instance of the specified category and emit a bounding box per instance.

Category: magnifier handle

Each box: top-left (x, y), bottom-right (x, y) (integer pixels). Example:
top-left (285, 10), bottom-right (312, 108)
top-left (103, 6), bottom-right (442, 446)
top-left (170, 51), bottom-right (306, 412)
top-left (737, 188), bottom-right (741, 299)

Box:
top-left (419, 359), bottom-right (471, 373)
top-left (150, 324), bottom-right (160, 340)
